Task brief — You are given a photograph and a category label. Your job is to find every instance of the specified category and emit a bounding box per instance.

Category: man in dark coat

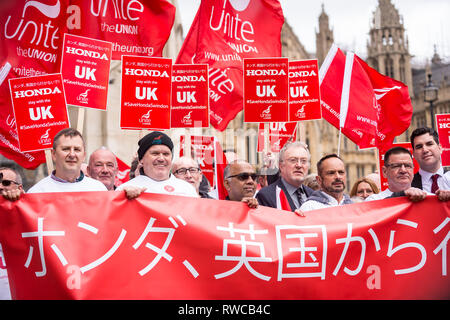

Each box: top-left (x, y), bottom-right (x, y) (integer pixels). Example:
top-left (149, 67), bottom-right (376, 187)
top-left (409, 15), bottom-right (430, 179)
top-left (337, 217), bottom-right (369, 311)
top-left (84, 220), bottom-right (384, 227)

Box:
top-left (256, 141), bottom-right (314, 213)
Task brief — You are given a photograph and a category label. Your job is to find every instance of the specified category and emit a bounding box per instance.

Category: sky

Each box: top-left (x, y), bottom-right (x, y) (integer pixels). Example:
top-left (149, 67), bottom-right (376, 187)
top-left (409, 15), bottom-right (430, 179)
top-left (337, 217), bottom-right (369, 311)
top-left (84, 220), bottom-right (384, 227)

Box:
top-left (177, 0), bottom-right (450, 67)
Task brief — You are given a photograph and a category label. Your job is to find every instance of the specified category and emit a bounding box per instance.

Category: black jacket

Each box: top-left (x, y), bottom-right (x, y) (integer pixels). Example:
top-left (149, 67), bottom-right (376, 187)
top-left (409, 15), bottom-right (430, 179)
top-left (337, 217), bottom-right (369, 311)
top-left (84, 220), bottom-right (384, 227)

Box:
top-left (411, 172), bottom-right (423, 189)
top-left (255, 177), bottom-right (314, 212)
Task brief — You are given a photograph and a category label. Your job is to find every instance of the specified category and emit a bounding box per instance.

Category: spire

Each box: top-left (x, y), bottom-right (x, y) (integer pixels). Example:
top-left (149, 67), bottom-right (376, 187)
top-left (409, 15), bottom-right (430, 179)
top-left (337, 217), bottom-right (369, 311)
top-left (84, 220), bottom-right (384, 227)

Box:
top-left (431, 45), bottom-right (442, 65)
top-left (373, 0), bottom-right (401, 29)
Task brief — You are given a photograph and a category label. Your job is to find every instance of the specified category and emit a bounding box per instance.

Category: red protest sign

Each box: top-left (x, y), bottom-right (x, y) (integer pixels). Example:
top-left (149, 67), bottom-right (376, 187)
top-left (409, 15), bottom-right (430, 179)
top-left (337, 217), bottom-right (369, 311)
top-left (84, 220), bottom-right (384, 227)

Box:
top-left (244, 58), bottom-right (289, 122)
top-left (170, 64), bottom-right (209, 128)
top-left (120, 56), bottom-right (172, 130)
top-left (180, 135), bottom-right (215, 187)
top-left (378, 142), bottom-right (419, 191)
top-left (61, 34), bottom-right (112, 110)
top-left (8, 74), bottom-right (69, 152)
top-left (436, 114), bottom-right (450, 167)
top-left (257, 122), bottom-right (297, 153)
top-left (288, 59), bottom-right (321, 121)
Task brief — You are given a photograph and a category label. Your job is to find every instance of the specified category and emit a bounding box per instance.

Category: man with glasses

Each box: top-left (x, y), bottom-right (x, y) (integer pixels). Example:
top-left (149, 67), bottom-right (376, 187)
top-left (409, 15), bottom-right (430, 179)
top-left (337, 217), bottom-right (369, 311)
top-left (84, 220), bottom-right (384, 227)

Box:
top-left (0, 167), bottom-right (24, 201)
top-left (172, 156), bottom-right (212, 198)
top-left (223, 160), bottom-right (259, 208)
top-left (256, 142), bottom-right (314, 213)
top-left (410, 127), bottom-right (450, 197)
top-left (366, 146), bottom-right (429, 202)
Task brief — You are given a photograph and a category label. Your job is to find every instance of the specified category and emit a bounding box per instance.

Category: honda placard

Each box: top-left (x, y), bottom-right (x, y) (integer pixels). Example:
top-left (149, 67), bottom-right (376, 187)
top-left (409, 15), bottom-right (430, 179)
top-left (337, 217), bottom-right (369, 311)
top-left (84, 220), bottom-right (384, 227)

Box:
top-left (9, 74), bottom-right (69, 152)
top-left (61, 34), bottom-right (112, 110)
top-left (257, 122), bottom-right (297, 153)
top-left (244, 58), bottom-right (289, 122)
top-left (289, 59), bottom-right (321, 121)
top-left (120, 56), bottom-right (172, 130)
top-left (171, 64), bottom-right (209, 128)
top-left (436, 114), bottom-right (450, 166)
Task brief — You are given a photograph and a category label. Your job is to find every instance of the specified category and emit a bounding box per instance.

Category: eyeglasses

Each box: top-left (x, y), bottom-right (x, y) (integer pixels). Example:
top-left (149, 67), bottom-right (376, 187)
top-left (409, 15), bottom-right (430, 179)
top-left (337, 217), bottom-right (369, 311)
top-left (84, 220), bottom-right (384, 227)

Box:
top-left (285, 157), bottom-right (309, 165)
top-left (173, 167), bottom-right (201, 175)
top-left (0, 179), bottom-right (20, 187)
top-left (385, 163), bottom-right (414, 170)
top-left (226, 172), bottom-right (258, 181)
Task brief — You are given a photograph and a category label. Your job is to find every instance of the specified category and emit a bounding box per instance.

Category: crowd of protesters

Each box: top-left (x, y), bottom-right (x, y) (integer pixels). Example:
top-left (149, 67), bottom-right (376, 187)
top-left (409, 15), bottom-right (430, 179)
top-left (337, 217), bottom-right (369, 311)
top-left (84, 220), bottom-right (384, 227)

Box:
top-left (1, 126), bottom-right (450, 207)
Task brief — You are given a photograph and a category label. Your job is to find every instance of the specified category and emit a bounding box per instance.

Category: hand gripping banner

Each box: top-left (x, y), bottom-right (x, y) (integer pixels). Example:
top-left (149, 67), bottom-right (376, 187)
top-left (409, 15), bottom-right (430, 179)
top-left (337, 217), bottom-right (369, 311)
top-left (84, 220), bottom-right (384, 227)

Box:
top-left (0, 193), bottom-right (449, 300)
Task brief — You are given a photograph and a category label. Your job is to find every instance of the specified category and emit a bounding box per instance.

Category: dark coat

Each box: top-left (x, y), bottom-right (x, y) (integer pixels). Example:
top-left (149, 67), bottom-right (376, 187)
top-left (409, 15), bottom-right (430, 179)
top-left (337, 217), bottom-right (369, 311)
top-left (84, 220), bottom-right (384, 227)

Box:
top-left (255, 177), bottom-right (314, 212)
top-left (411, 172), bottom-right (423, 189)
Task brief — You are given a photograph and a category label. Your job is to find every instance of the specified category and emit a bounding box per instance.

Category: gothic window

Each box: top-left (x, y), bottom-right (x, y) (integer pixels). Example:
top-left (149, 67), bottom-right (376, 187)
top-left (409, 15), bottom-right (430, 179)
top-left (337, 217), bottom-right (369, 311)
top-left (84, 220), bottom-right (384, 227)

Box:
top-left (388, 35), bottom-right (393, 46)
top-left (385, 56), bottom-right (394, 77)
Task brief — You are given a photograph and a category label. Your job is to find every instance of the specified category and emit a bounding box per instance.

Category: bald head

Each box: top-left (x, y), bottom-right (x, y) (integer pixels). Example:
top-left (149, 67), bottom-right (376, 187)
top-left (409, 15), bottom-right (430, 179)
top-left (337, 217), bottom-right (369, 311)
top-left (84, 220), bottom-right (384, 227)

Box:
top-left (224, 160), bottom-right (257, 201)
top-left (87, 148), bottom-right (118, 190)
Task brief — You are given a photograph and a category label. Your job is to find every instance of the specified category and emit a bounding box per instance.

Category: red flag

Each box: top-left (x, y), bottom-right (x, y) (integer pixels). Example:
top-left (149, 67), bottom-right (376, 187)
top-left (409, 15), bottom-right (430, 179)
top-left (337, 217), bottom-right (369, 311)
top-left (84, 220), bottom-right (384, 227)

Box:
top-left (193, 0), bottom-right (284, 69)
top-left (354, 54), bottom-right (413, 149)
top-left (115, 156), bottom-right (130, 187)
top-left (70, 0), bottom-right (176, 60)
top-left (0, 0), bottom-right (66, 168)
top-left (213, 137), bottom-right (228, 200)
top-left (275, 185), bottom-right (290, 211)
top-left (176, 0), bottom-right (284, 131)
top-left (319, 45), bottom-right (413, 149)
top-left (339, 51), bottom-right (379, 148)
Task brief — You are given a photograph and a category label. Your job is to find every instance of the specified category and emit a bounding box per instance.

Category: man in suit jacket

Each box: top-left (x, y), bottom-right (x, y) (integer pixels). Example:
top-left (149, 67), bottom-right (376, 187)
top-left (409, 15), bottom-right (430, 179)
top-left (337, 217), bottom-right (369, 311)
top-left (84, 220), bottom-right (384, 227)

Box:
top-left (410, 127), bottom-right (450, 199)
top-left (256, 141), bottom-right (314, 212)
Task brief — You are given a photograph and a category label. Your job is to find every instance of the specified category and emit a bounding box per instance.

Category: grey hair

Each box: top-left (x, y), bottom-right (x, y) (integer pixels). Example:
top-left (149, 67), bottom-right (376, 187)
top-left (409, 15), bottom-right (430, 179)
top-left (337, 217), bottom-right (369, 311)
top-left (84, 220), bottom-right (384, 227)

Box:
top-left (278, 141), bottom-right (311, 163)
top-left (0, 166), bottom-right (22, 185)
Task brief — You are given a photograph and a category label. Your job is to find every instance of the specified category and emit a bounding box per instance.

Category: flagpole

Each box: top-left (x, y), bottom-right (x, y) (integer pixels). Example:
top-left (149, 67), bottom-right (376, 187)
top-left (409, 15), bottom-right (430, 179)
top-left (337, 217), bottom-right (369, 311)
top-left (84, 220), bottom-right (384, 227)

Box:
top-left (264, 123), bottom-right (269, 154)
top-left (185, 128), bottom-right (191, 158)
top-left (76, 108), bottom-right (85, 134)
top-left (45, 149), bottom-right (54, 175)
top-left (337, 127), bottom-right (342, 157)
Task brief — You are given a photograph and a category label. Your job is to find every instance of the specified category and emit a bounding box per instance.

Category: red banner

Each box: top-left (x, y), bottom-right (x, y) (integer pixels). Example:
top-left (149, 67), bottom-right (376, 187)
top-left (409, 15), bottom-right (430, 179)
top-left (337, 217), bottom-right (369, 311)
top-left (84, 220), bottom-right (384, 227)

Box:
top-left (70, 0), bottom-right (176, 60)
top-left (436, 114), bottom-right (450, 167)
top-left (288, 60), bottom-right (321, 121)
top-left (244, 58), bottom-right (289, 123)
top-left (0, 193), bottom-right (448, 300)
top-left (171, 64), bottom-right (209, 128)
top-left (61, 34), bottom-right (112, 110)
top-left (9, 73), bottom-right (69, 152)
top-left (120, 55), bottom-right (172, 130)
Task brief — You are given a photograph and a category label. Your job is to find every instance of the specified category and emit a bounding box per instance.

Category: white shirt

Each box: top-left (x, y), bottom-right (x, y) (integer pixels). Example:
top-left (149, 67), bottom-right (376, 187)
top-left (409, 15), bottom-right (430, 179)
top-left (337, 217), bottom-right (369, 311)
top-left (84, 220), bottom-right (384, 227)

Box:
top-left (418, 167), bottom-right (450, 193)
top-left (28, 175), bottom-right (107, 193)
top-left (365, 189), bottom-right (394, 201)
top-left (300, 191), bottom-right (348, 212)
top-left (117, 174), bottom-right (199, 198)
